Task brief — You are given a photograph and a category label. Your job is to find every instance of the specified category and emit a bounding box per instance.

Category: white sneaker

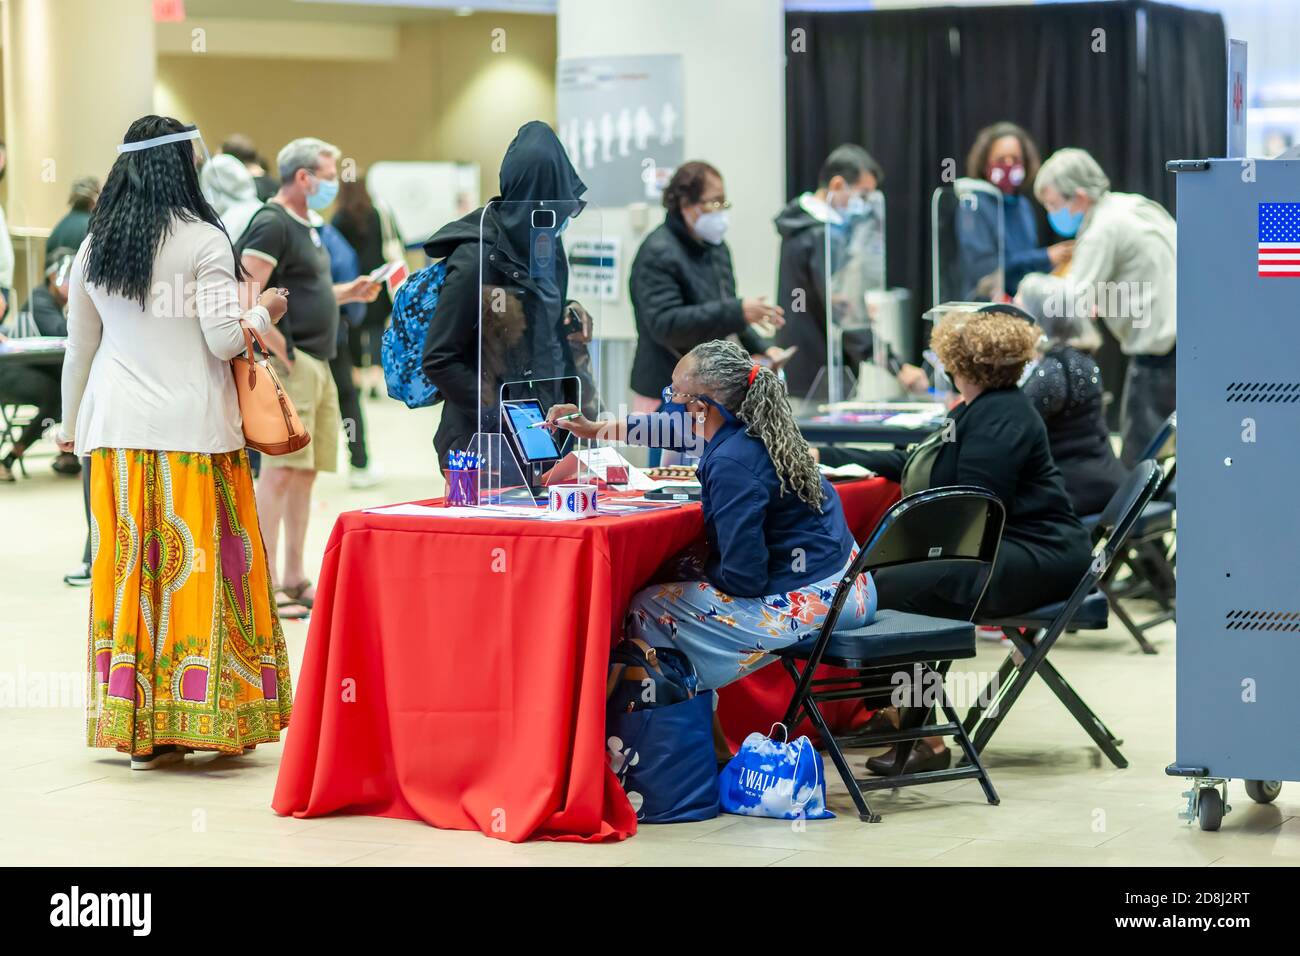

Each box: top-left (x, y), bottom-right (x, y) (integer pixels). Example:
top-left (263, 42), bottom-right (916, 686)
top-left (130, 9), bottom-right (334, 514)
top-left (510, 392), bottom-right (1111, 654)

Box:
top-left (63, 563), bottom-right (91, 587)
top-left (349, 465), bottom-right (383, 490)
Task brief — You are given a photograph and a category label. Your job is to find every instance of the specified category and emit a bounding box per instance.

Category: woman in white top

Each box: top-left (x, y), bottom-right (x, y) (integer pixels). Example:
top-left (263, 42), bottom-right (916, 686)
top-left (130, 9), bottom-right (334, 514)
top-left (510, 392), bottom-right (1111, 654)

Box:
top-left (58, 115), bottom-right (292, 771)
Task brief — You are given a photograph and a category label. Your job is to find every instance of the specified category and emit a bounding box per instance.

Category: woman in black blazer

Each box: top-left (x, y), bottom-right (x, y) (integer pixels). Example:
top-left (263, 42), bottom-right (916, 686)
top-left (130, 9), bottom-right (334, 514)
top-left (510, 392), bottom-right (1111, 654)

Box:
top-left (818, 308), bottom-right (1092, 772)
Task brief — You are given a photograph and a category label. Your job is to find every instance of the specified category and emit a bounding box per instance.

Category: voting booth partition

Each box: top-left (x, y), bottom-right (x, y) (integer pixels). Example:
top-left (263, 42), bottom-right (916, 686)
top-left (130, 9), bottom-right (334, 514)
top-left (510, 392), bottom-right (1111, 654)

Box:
top-left (1168, 157), bottom-right (1297, 830)
top-left (801, 193), bottom-right (887, 407)
top-left (930, 183), bottom-right (1007, 308)
top-left (797, 195), bottom-right (916, 411)
top-left (467, 201), bottom-right (612, 508)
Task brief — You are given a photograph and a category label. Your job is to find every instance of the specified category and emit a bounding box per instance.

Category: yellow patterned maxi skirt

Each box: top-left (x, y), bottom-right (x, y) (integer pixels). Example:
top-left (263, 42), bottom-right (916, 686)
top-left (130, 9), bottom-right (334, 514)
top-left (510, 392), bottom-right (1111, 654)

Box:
top-left (86, 448), bottom-right (293, 755)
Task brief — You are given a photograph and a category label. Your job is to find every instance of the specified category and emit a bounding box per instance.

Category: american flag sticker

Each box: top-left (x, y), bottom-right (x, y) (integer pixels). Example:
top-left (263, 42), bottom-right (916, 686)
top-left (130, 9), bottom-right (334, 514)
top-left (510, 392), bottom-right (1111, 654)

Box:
top-left (1259, 202), bottom-right (1300, 277)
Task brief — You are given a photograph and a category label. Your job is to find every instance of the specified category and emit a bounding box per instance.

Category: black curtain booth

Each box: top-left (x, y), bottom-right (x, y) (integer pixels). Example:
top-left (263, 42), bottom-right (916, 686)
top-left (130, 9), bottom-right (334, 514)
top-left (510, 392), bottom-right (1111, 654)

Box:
top-left (785, 0), bottom-right (1226, 420)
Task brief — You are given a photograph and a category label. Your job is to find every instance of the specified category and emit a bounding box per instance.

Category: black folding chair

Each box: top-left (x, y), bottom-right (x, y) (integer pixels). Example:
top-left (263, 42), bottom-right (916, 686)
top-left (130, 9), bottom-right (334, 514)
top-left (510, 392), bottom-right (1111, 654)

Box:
top-left (0, 401), bottom-right (38, 477)
top-left (964, 460), bottom-right (1164, 768)
top-left (774, 486), bottom-right (1005, 823)
top-left (1081, 413), bottom-right (1177, 653)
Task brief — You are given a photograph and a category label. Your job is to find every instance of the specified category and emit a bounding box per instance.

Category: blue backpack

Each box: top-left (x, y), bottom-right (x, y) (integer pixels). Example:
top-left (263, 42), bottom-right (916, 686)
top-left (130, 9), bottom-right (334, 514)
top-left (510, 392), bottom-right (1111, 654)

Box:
top-left (381, 260), bottom-right (447, 408)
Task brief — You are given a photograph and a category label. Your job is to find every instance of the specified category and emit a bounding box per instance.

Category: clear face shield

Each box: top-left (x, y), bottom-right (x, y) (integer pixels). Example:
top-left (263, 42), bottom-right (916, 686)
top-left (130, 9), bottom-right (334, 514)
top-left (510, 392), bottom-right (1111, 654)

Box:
top-left (116, 126), bottom-right (211, 168)
top-left (48, 253), bottom-right (74, 298)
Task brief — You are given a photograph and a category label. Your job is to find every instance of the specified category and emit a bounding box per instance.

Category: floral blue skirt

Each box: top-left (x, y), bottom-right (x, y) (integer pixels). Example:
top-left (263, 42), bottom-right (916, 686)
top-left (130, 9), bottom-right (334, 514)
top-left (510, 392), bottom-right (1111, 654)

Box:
top-left (626, 552), bottom-right (877, 692)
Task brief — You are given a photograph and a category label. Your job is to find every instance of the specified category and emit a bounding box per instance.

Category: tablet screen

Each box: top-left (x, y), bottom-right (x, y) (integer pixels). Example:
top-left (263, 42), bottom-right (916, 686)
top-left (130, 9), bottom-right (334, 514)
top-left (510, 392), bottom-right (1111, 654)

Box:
top-left (502, 401), bottom-right (563, 462)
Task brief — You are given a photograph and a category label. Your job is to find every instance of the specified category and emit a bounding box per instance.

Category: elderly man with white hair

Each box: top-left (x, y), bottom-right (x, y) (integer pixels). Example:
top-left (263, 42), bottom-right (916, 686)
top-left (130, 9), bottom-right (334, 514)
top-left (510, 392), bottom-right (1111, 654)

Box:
top-left (236, 137), bottom-right (380, 619)
top-left (1034, 147), bottom-right (1176, 465)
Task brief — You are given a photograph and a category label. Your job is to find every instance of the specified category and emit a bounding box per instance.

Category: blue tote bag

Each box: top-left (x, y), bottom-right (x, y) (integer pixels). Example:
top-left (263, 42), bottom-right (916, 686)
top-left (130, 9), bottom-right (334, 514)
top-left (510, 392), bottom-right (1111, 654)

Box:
top-left (719, 723), bottom-right (834, 820)
top-left (606, 692), bottom-right (720, 824)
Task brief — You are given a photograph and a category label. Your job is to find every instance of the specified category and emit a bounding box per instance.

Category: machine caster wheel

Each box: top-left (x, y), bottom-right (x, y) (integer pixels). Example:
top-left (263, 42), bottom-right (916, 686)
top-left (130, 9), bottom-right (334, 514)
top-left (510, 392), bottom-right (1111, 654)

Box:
top-left (1244, 779), bottom-right (1282, 804)
top-left (1197, 788), bottom-right (1223, 831)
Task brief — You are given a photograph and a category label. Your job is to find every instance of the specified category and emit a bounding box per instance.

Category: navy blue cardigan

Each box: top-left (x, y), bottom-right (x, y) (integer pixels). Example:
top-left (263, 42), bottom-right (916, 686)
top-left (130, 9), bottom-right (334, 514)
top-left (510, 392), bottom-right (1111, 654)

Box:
top-left (630, 413), bottom-right (855, 598)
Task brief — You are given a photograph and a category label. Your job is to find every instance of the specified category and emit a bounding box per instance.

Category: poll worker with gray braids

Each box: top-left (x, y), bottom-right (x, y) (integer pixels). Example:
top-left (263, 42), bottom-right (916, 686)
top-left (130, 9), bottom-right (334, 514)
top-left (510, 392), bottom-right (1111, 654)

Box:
top-left (545, 339), bottom-right (877, 721)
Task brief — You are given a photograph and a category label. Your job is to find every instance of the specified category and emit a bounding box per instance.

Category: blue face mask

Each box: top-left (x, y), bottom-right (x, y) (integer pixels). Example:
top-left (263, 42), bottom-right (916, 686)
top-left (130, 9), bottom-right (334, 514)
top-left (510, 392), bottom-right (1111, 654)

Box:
top-left (1048, 204), bottom-right (1084, 238)
top-left (308, 175), bottom-right (339, 210)
top-left (843, 193), bottom-right (869, 219)
top-left (661, 389), bottom-right (739, 426)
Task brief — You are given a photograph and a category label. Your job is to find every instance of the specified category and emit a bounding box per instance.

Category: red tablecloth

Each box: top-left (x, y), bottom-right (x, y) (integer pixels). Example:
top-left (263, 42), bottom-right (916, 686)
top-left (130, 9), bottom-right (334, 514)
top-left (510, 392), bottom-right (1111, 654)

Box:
top-left (272, 478), bottom-right (898, 843)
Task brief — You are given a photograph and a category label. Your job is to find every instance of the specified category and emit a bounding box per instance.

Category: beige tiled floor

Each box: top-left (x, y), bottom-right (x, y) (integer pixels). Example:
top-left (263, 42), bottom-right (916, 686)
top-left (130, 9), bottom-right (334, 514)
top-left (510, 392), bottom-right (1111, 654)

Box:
top-left (1, 394), bottom-right (1293, 866)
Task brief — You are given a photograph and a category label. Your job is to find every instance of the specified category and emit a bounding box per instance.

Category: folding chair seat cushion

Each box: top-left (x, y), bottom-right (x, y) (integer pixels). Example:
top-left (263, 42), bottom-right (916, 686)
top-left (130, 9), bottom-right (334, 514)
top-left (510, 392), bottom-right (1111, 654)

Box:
top-left (781, 609), bottom-right (976, 668)
top-left (985, 589), bottom-right (1110, 631)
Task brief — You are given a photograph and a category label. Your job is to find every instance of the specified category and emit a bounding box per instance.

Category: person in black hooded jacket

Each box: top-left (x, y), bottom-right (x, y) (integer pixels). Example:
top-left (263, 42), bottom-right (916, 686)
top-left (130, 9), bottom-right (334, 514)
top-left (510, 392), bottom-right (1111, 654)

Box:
top-left (628, 161), bottom-right (785, 414)
top-left (773, 144), bottom-right (928, 399)
top-left (421, 121), bottom-right (588, 470)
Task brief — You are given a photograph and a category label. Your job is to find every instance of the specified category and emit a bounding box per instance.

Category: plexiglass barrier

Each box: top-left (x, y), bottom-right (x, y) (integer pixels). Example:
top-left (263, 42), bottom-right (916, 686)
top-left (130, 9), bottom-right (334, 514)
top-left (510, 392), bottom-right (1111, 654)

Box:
top-left (466, 201), bottom-right (610, 508)
top-left (931, 182), bottom-right (1007, 307)
top-left (803, 192), bottom-right (887, 407)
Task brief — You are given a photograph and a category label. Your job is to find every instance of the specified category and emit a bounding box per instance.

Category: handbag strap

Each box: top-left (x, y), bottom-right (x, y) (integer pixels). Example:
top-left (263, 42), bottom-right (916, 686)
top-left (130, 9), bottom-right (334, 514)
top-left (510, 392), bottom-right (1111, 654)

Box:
top-left (235, 320), bottom-right (272, 386)
top-left (606, 663), bottom-right (652, 701)
top-left (627, 637), bottom-right (664, 676)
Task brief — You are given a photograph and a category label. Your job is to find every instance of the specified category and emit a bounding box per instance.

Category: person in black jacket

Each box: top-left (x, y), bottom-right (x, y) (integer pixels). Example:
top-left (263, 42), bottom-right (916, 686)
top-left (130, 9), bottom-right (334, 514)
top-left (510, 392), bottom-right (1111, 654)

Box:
top-left (1016, 272), bottom-right (1127, 516)
top-left (421, 121), bottom-right (588, 471)
top-left (774, 144), bottom-right (927, 399)
top-left (629, 162), bottom-right (785, 423)
top-left (0, 247), bottom-right (80, 481)
top-left (818, 308), bottom-right (1092, 774)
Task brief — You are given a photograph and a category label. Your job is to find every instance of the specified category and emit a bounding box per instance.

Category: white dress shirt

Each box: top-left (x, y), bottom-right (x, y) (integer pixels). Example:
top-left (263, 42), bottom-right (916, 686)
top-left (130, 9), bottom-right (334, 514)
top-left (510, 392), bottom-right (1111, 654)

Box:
top-left (61, 216), bottom-right (272, 457)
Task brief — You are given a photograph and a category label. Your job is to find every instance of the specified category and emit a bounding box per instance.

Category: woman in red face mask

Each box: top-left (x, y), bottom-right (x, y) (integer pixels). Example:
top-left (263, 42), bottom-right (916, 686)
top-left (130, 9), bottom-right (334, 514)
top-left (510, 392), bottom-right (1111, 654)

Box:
top-left (950, 121), bottom-right (1073, 301)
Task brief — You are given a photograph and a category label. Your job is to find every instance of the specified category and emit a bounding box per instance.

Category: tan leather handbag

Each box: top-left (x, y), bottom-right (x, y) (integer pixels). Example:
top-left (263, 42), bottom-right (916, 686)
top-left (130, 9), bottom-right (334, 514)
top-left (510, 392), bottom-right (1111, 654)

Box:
top-left (230, 322), bottom-right (311, 456)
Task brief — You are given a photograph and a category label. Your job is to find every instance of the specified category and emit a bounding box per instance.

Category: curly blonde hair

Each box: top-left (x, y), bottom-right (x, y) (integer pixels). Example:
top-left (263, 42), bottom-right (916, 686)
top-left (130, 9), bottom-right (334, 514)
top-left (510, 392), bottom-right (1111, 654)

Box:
top-left (930, 309), bottom-right (1041, 389)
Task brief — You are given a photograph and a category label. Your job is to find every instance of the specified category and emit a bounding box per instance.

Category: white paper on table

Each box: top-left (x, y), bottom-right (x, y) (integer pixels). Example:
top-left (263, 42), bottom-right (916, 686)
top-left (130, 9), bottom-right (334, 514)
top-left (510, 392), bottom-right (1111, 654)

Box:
top-left (817, 462), bottom-right (876, 479)
top-left (364, 503), bottom-right (549, 520)
top-left (884, 412), bottom-right (943, 428)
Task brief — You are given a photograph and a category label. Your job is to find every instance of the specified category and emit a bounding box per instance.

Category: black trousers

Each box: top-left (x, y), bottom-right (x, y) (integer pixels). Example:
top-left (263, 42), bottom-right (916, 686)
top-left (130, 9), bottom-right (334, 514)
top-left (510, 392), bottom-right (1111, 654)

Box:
top-left (329, 334), bottom-right (368, 470)
top-left (0, 364), bottom-right (61, 454)
top-left (1120, 354), bottom-right (1177, 467)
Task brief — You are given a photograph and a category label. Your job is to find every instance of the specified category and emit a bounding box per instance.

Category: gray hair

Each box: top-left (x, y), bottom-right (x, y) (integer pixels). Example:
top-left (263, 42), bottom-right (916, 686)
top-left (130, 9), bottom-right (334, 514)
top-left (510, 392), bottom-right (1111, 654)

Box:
top-left (1015, 272), bottom-right (1102, 351)
top-left (1034, 147), bottom-right (1110, 204)
top-left (201, 153), bottom-right (256, 215)
top-left (685, 339), bottom-right (825, 511)
top-left (277, 137), bottom-right (341, 184)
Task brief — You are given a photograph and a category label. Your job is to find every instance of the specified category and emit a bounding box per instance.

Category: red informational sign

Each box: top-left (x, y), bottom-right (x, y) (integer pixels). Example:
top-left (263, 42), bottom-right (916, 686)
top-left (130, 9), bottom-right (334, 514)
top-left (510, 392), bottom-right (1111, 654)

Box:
top-left (152, 0), bottom-right (185, 23)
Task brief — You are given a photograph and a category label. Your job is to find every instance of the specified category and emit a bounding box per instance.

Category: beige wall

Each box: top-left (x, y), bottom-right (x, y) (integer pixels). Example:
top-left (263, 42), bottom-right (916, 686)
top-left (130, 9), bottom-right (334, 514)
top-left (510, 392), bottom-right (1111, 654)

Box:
top-left (154, 13), bottom-right (556, 198)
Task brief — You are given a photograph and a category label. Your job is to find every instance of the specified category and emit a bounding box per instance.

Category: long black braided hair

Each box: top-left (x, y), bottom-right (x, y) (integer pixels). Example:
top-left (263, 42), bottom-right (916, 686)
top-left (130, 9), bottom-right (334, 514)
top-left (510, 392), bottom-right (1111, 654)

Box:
top-left (85, 115), bottom-right (245, 308)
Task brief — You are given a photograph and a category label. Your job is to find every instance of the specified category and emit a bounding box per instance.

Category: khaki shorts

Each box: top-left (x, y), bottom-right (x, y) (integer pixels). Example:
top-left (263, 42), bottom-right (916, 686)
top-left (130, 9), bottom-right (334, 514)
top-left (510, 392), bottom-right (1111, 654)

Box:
top-left (262, 351), bottom-right (340, 472)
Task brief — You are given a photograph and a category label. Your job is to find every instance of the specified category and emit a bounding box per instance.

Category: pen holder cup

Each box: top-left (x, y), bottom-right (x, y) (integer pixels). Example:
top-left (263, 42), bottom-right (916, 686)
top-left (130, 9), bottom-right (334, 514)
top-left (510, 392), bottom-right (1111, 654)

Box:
top-left (445, 469), bottom-right (479, 507)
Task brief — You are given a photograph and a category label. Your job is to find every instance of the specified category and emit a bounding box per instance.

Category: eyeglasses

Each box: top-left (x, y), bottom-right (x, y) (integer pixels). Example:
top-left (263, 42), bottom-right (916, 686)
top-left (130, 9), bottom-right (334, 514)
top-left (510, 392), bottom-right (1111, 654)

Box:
top-left (696, 199), bottom-right (731, 213)
top-left (662, 385), bottom-right (700, 406)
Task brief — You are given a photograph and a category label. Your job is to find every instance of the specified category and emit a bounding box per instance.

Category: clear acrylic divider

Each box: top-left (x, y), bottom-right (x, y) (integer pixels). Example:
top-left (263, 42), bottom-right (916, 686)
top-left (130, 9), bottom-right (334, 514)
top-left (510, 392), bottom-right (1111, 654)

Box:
top-left (932, 184), bottom-right (1009, 306)
top-left (470, 200), bottom-right (607, 509)
top-left (804, 191), bottom-right (886, 409)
